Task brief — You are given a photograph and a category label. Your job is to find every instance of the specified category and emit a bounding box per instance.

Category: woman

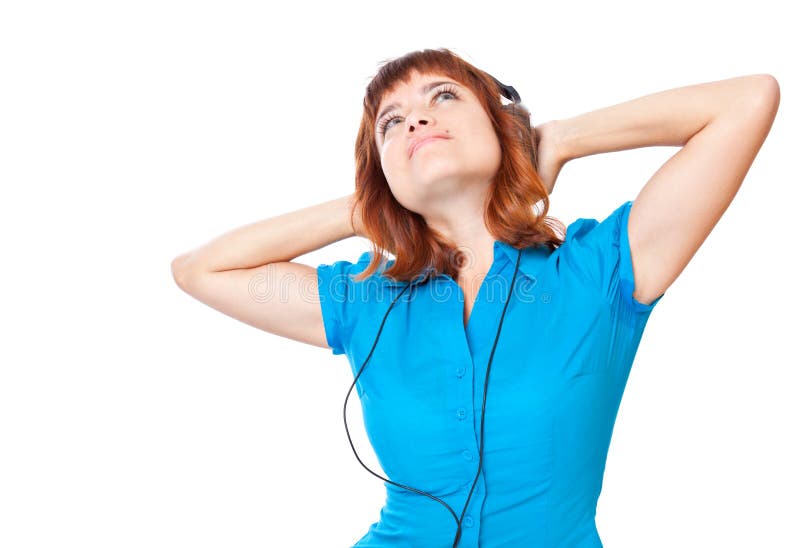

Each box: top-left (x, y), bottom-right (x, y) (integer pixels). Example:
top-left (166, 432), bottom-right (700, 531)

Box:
top-left (171, 49), bottom-right (779, 547)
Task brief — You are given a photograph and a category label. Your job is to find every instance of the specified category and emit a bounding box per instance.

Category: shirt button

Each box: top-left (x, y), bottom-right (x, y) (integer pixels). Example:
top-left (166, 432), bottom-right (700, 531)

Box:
top-left (456, 407), bottom-right (467, 419)
top-left (463, 515), bottom-right (474, 528)
top-left (455, 366), bottom-right (465, 378)
top-left (461, 450), bottom-right (472, 461)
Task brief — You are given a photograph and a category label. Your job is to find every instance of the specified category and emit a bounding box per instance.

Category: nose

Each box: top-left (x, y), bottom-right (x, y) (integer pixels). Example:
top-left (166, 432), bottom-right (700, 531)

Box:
top-left (407, 116), bottom-right (429, 132)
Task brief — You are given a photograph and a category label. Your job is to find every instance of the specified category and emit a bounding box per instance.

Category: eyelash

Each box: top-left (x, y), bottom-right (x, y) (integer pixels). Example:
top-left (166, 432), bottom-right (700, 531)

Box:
top-left (377, 85), bottom-right (460, 135)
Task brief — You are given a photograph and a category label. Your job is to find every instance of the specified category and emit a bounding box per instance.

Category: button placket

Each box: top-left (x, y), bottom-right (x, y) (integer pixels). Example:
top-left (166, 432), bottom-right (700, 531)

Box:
top-left (451, 323), bottom-right (478, 517)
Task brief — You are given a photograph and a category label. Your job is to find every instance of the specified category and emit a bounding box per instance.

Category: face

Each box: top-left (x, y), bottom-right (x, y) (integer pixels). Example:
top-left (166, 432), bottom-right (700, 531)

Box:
top-left (374, 70), bottom-right (502, 217)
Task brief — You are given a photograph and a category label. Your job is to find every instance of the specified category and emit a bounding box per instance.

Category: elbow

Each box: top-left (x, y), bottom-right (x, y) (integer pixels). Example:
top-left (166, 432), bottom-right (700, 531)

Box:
top-left (750, 74), bottom-right (780, 113)
top-left (755, 73), bottom-right (779, 94)
top-left (171, 254), bottom-right (195, 289)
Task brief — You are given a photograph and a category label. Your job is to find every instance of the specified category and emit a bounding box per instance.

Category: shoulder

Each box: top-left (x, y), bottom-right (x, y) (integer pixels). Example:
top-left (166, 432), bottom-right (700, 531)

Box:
top-left (559, 201), bottom-right (632, 248)
top-left (315, 251), bottom-right (391, 356)
top-left (316, 250), bottom-right (399, 303)
top-left (550, 201), bottom-right (662, 312)
top-left (317, 250), bottom-right (380, 278)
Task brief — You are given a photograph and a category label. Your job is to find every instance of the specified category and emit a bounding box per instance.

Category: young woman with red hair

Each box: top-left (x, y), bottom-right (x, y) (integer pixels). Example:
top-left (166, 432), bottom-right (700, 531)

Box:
top-left (172, 48), bottom-right (779, 547)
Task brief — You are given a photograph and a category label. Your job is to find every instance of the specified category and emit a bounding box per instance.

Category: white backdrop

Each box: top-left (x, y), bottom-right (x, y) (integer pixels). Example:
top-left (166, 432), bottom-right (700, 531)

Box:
top-left (1, 1), bottom-right (796, 546)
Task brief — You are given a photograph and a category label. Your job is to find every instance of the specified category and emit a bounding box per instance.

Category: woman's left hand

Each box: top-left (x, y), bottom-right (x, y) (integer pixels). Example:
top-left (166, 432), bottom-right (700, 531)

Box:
top-left (532, 120), bottom-right (568, 196)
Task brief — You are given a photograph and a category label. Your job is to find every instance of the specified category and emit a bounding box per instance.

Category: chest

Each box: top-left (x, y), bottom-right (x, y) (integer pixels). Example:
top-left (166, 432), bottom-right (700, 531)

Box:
top-left (456, 265), bottom-right (498, 330)
top-left (461, 282), bottom-right (480, 329)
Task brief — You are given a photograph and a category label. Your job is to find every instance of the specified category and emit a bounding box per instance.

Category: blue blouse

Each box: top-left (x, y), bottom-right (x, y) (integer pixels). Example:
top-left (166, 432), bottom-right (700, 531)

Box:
top-left (316, 200), bottom-right (665, 547)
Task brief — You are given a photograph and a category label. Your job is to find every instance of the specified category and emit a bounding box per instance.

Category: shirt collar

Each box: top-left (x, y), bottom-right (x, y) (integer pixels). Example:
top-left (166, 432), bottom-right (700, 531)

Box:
top-left (368, 240), bottom-right (550, 288)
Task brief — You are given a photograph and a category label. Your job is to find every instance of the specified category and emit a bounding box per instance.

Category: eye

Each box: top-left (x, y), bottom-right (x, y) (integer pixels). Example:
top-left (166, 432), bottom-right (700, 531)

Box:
top-left (377, 86), bottom-right (460, 136)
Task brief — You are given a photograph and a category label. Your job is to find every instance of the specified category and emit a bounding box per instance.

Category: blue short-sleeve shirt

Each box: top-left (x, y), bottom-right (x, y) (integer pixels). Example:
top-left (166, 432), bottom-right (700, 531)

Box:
top-left (316, 200), bottom-right (665, 547)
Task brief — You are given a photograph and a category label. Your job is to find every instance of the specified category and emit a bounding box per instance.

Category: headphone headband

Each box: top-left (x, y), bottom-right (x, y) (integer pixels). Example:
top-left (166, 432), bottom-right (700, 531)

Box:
top-left (489, 74), bottom-right (521, 104)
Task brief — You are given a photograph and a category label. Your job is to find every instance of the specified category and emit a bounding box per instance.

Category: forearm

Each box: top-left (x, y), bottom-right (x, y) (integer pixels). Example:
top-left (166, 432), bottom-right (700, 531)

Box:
top-left (173, 194), bottom-right (356, 274)
top-left (555, 74), bottom-right (772, 162)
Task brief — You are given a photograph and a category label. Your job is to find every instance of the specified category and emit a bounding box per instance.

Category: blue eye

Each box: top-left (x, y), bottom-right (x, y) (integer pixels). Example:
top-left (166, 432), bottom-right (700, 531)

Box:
top-left (377, 86), bottom-right (460, 136)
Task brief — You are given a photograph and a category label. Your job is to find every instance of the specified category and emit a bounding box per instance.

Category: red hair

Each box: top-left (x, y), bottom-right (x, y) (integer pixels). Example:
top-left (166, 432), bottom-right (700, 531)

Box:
top-left (350, 47), bottom-right (565, 283)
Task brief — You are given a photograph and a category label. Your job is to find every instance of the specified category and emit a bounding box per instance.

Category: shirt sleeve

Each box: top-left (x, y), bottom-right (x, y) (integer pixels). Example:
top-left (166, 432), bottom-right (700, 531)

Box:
top-left (559, 200), bottom-right (665, 314)
top-left (315, 252), bottom-right (372, 356)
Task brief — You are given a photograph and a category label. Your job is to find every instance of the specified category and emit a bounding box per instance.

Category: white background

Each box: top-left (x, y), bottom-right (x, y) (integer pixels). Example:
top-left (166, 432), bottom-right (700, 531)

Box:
top-left (1, 1), bottom-right (796, 546)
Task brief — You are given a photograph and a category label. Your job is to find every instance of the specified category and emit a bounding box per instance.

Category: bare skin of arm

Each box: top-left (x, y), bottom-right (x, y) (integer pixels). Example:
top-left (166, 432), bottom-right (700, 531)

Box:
top-left (171, 194), bottom-right (362, 350)
top-left (549, 74), bottom-right (779, 305)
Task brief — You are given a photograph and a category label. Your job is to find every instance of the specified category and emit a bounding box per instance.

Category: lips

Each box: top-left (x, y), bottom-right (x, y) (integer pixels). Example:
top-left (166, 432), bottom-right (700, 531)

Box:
top-left (408, 133), bottom-right (451, 158)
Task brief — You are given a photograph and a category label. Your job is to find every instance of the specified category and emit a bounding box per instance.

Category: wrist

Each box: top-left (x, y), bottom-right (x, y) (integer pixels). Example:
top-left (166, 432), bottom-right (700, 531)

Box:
top-left (549, 119), bottom-right (572, 166)
top-left (343, 194), bottom-right (361, 237)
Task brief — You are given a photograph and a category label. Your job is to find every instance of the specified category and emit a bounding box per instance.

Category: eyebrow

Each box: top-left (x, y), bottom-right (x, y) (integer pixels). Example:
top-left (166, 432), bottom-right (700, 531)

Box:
top-left (376, 80), bottom-right (461, 127)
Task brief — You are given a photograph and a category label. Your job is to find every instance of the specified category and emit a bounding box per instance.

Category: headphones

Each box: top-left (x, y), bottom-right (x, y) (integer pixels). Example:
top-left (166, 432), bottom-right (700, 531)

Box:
top-left (343, 75), bottom-right (526, 548)
top-left (492, 75), bottom-right (538, 172)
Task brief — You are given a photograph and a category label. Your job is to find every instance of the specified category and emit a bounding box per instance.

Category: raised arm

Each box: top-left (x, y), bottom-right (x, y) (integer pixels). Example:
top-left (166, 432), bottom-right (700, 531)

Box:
top-left (171, 194), bottom-right (361, 350)
top-left (553, 73), bottom-right (780, 306)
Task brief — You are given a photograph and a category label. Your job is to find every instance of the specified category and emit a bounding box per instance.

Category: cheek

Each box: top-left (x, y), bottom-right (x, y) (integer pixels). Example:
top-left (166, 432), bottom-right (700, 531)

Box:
top-left (462, 130), bottom-right (501, 163)
top-left (380, 142), bottom-right (412, 177)
top-left (476, 129), bottom-right (502, 165)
